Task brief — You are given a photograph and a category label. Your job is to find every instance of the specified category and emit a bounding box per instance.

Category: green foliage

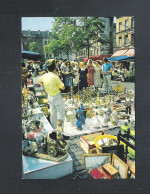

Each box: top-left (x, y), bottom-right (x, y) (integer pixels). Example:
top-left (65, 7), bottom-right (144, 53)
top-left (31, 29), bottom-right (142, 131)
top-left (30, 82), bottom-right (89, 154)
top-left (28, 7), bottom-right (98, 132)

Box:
top-left (29, 42), bottom-right (40, 53)
top-left (48, 17), bottom-right (106, 58)
top-left (125, 71), bottom-right (134, 81)
top-left (77, 17), bottom-right (105, 57)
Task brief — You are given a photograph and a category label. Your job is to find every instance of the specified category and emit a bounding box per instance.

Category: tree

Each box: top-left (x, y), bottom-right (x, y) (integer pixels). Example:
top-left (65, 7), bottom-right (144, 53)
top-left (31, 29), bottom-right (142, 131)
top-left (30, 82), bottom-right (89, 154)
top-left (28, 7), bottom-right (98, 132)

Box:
top-left (77, 17), bottom-right (105, 58)
top-left (46, 29), bottom-right (64, 58)
top-left (29, 42), bottom-right (40, 53)
top-left (43, 45), bottom-right (51, 59)
top-left (48, 38), bottom-right (61, 58)
top-left (51, 17), bottom-right (76, 59)
top-left (51, 17), bottom-right (85, 59)
top-left (48, 17), bottom-right (106, 59)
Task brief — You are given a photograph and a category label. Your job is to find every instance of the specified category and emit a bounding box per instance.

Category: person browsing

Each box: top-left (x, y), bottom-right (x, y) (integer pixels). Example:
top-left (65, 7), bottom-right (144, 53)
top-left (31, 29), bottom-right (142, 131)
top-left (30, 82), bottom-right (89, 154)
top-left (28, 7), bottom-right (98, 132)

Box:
top-left (39, 59), bottom-right (65, 136)
top-left (102, 58), bottom-right (113, 94)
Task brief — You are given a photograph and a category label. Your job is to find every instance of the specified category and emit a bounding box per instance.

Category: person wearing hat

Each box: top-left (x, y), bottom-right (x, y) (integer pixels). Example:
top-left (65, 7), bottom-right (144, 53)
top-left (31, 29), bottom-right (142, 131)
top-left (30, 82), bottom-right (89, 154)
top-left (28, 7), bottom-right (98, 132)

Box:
top-left (39, 60), bottom-right (66, 137)
top-left (102, 58), bottom-right (113, 94)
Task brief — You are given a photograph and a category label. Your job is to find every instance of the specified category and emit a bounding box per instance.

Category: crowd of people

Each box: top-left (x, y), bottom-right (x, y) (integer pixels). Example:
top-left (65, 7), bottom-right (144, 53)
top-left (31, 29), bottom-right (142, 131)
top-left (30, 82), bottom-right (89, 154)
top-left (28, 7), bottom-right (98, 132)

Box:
top-left (22, 58), bottom-right (113, 94)
top-left (22, 58), bottom-right (113, 138)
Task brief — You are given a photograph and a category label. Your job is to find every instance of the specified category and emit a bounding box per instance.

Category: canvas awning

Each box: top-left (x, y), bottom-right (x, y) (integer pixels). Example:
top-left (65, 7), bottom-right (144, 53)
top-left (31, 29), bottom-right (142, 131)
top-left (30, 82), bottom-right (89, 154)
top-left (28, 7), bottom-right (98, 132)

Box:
top-left (111, 49), bottom-right (128, 57)
top-left (22, 51), bottom-right (42, 60)
top-left (84, 55), bottom-right (112, 62)
top-left (107, 56), bottom-right (134, 62)
top-left (124, 49), bottom-right (135, 56)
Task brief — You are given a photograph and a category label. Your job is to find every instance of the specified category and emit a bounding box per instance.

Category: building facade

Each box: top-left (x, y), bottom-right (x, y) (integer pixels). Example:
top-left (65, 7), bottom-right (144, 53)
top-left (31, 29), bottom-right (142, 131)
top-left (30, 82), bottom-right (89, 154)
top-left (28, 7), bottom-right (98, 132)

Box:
top-left (22, 30), bottom-right (52, 58)
top-left (115, 16), bottom-right (135, 49)
top-left (76, 17), bottom-right (116, 60)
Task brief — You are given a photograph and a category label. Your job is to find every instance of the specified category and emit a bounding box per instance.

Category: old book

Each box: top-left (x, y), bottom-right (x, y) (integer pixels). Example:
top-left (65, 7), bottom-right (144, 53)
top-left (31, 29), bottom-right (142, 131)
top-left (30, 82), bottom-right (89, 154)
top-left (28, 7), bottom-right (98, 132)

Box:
top-left (102, 163), bottom-right (119, 179)
top-left (89, 168), bottom-right (104, 179)
top-left (99, 166), bottom-right (112, 179)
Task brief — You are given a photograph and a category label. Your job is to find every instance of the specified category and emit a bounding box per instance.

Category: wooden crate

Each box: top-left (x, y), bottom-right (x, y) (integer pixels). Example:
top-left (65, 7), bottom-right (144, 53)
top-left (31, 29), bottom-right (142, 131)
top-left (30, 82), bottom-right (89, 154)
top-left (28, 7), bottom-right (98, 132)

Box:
top-left (80, 132), bottom-right (103, 154)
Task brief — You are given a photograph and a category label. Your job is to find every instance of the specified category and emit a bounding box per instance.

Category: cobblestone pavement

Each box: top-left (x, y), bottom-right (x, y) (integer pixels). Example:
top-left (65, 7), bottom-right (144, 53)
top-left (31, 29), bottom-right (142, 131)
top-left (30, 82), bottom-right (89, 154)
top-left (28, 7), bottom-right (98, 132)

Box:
top-left (61, 127), bottom-right (123, 179)
top-left (33, 75), bottom-right (134, 179)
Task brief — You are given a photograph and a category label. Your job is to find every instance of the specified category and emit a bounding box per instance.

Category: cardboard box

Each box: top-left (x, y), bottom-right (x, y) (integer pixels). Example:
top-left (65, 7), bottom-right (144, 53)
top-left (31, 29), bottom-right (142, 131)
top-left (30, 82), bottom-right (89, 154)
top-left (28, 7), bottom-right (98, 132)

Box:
top-left (80, 132), bottom-right (103, 154)
top-left (102, 163), bottom-right (119, 179)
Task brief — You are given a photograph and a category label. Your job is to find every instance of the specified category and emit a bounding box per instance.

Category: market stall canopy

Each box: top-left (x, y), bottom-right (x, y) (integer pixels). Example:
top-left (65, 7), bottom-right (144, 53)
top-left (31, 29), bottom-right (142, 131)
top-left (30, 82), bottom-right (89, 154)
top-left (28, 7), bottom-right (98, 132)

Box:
top-left (107, 56), bottom-right (134, 62)
top-left (84, 55), bottom-right (111, 62)
top-left (111, 49), bottom-right (128, 57)
top-left (89, 55), bottom-right (112, 60)
top-left (22, 51), bottom-right (42, 60)
top-left (124, 49), bottom-right (135, 56)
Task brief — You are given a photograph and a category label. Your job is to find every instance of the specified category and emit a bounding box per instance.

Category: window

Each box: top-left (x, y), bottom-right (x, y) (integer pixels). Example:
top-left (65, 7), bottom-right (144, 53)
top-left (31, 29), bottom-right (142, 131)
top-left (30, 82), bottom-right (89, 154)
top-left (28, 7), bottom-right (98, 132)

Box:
top-left (119, 22), bottom-right (122, 32)
top-left (119, 37), bottom-right (122, 47)
top-left (97, 49), bottom-right (99, 55)
top-left (124, 35), bottom-right (128, 45)
top-left (125, 20), bottom-right (128, 30)
top-left (125, 35), bottom-right (128, 45)
top-left (131, 34), bottom-right (135, 45)
top-left (131, 17), bottom-right (135, 28)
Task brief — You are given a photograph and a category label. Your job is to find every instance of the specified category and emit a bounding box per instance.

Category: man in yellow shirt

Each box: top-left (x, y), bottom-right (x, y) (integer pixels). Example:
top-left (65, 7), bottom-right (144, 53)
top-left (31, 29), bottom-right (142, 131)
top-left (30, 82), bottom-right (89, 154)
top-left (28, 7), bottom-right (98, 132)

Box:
top-left (39, 60), bottom-right (65, 135)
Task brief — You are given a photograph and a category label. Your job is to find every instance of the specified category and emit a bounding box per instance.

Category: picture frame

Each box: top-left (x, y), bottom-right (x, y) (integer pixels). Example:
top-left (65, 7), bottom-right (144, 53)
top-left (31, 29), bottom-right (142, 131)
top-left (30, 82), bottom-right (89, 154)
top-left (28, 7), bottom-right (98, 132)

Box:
top-left (112, 154), bottom-right (128, 179)
top-left (82, 153), bottom-right (111, 170)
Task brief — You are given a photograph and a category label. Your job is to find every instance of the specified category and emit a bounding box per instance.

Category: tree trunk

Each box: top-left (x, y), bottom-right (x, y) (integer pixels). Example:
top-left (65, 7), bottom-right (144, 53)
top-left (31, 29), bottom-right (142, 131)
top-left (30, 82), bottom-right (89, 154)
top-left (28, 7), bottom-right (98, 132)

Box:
top-left (85, 17), bottom-right (90, 59)
top-left (87, 40), bottom-right (90, 59)
top-left (67, 49), bottom-right (69, 60)
top-left (76, 52), bottom-right (78, 60)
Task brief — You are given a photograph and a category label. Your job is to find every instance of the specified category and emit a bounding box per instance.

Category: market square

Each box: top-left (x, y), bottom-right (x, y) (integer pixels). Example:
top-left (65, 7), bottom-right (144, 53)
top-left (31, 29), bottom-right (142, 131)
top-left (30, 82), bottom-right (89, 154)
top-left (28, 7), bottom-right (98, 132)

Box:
top-left (22, 17), bottom-right (135, 179)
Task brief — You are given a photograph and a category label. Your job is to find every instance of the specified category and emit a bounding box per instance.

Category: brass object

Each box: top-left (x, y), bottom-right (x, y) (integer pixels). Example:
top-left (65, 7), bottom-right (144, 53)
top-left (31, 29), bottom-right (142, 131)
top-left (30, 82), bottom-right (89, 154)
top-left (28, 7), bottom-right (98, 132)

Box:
top-left (112, 84), bottom-right (125, 94)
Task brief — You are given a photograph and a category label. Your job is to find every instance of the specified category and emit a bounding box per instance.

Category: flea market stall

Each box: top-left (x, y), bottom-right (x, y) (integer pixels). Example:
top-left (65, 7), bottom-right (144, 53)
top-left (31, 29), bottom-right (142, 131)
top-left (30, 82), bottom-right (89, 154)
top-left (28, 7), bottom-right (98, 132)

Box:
top-left (22, 85), bottom-right (73, 179)
top-left (107, 48), bottom-right (135, 82)
top-left (22, 68), bottom-right (135, 179)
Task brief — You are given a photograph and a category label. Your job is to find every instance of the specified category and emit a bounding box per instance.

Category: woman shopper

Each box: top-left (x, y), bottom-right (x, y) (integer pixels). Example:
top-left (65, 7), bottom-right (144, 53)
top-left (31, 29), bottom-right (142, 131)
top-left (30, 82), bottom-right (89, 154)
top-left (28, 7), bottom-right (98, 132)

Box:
top-left (78, 62), bottom-right (88, 90)
top-left (72, 62), bottom-right (79, 93)
top-left (62, 61), bottom-right (73, 93)
top-left (87, 59), bottom-right (94, 86)
top-left (94, 60), bottom-right (103, 90)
